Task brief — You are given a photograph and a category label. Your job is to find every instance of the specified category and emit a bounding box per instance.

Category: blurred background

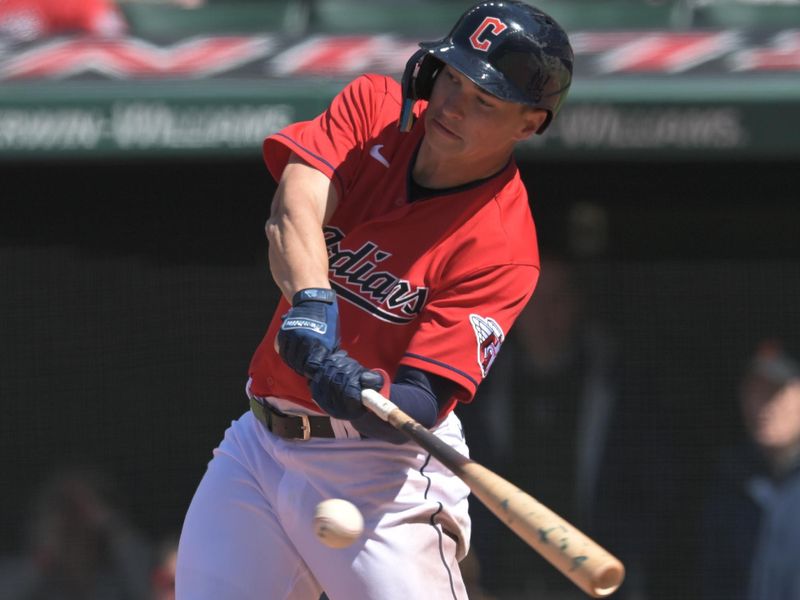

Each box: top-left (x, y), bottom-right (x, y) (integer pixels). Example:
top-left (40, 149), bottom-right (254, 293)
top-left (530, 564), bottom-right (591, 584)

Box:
top-left (2, 0), bottom-right (800, 599)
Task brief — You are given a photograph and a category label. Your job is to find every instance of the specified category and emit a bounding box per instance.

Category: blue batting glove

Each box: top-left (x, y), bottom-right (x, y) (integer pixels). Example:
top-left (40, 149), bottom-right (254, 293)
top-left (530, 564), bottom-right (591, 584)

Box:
top-left (277, 288), bottom-right (339, 378)
top-left (310, 350), bottom-right (384, 420)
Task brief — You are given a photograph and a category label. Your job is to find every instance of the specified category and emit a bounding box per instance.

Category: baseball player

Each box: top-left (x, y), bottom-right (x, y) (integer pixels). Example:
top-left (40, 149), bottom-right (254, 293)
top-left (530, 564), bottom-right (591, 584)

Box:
top-left (175, 2), bottom-right (573, 599)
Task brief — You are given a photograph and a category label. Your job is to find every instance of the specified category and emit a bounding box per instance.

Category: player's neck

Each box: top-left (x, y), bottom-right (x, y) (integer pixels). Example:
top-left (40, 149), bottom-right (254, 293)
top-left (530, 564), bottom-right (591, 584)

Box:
top-left (763, 443), bottom-right (800, 477)
top-left (412, 143), bottom-right (512, 189)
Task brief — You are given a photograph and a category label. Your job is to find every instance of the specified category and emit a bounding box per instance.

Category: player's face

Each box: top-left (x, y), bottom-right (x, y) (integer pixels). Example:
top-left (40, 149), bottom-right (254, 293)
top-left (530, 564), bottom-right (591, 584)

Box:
top-left (741, 376), bottom-right (800, 453)
top-left (422, 66), bottom-right (545, 167)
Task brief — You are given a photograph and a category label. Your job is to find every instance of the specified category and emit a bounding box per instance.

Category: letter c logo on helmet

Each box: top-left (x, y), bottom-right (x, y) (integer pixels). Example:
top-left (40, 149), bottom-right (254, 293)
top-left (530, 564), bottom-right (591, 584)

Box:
top-left (399, 1), bottom-right (574, 134)
top-left (468, 17), bottom-right (508, 51)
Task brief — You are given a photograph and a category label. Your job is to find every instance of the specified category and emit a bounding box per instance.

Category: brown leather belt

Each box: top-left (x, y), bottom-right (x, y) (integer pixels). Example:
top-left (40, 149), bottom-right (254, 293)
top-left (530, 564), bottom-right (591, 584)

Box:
top-left (249, 397), bottom-right (335, 440)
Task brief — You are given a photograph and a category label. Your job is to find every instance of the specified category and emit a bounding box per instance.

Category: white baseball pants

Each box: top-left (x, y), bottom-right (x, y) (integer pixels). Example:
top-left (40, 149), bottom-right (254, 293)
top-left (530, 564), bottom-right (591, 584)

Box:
top-left (176, 400), bottom-right (472, 600)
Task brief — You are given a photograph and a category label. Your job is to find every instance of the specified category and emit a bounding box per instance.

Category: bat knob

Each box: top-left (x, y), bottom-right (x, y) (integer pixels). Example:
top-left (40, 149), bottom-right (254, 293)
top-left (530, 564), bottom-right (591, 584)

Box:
top-left (590, 561), bottom-right (625, 597)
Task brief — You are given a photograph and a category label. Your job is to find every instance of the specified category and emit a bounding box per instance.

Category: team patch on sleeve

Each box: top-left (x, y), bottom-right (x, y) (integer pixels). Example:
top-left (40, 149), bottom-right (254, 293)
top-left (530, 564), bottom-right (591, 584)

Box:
top-left (469, 314), bottom-right (505, 378)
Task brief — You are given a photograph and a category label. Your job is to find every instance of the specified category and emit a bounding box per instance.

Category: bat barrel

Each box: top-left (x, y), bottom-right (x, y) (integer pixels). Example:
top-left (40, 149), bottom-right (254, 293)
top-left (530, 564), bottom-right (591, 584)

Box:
top-left (360, 389), bottom-right (626, 598)
top-left (466, 466), bottom-right (625, 598)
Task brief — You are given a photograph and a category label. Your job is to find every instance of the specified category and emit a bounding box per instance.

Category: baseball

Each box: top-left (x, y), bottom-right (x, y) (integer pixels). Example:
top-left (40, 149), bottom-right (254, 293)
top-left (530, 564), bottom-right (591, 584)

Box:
top-left (313, 498), bottom-right (364, 548)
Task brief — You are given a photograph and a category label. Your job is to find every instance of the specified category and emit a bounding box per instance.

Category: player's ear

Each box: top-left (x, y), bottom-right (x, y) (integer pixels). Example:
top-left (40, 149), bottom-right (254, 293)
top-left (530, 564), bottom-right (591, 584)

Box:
top-left (513, 108), bottom-right (548, 141)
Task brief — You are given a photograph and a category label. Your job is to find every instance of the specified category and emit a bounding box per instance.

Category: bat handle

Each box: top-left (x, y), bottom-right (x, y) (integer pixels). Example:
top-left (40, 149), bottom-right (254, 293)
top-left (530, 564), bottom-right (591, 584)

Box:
top-left (361, 388), bottom-right (397, 420)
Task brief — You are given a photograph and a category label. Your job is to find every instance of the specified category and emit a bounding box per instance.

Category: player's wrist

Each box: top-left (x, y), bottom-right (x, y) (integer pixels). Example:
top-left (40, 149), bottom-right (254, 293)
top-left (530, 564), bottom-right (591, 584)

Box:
top-left (350, 369), bottom-right (441, 443)
top-left (277, 288), bottom-right (340, 377)
top-left (284, 289), bottom-right (339, 348)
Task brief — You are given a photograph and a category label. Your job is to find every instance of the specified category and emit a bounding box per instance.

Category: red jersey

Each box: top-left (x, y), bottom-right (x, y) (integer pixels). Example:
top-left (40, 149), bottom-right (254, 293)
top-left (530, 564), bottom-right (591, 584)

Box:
top-left (248, 74), bottom-right (540, 417)
top-left (0, 0), bottom-right (126, 42)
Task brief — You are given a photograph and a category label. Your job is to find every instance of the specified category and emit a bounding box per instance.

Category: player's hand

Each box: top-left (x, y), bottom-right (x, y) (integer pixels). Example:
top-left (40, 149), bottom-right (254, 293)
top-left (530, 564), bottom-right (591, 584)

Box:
top-left (310, 350), bottom-right (384, 420)
top-left (277, 288), bottom-right (339, 378)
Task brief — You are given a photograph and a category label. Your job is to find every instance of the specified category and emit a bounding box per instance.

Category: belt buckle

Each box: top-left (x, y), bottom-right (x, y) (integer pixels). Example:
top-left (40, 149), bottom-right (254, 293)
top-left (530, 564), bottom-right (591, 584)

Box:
top-left (297, 414), bottom-right (311, 440)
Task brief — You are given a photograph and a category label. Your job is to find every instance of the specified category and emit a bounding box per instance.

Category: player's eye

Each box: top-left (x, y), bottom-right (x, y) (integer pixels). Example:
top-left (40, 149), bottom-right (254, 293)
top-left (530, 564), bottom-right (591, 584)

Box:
top-left (477, 96), bottom-right (494, 108)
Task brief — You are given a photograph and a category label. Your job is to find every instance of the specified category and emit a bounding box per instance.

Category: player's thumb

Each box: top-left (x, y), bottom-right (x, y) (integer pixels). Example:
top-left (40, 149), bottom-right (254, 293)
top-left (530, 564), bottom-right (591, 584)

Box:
top-left (303, 345), bottom-right (329, 379)
top-left (359, 369), bottom-right (385, 392)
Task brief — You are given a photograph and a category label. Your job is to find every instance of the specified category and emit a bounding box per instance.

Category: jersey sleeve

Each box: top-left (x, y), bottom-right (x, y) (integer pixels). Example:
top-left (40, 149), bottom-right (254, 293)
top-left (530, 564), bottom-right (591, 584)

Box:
top-left (261, 74), bottom-right (387, 201)
top-left (401, 263), bottom-right (540, 412)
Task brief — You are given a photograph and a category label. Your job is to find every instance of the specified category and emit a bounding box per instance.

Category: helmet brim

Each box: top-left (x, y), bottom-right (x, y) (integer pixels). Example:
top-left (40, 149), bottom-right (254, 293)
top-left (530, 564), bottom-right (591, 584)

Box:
top-left (419, 40), bottom-right (530, 106)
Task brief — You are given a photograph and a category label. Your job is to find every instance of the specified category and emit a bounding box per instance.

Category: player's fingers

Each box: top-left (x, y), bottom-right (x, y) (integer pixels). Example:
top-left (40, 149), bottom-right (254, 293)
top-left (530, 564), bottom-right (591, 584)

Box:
top-left (277, 332), bottom-right (307, 376)
top-left (276, 331), bottom-right (291, 362)
top-left (303, 345), bottom-right (328, 378)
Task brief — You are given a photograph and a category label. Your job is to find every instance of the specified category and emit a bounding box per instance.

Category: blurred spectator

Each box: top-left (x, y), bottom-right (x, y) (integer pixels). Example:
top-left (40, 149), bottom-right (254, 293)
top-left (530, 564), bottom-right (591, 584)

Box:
top-left (150, 535), bottom-right (177, 600)
top-left (0, 465), bottom-right (152, 600)
top-left (0, 0), bottom-right (127, 44)
top-left (457, 257), bottom-right (675, 600)
top-left (699, 340), bottom-right (800, 600)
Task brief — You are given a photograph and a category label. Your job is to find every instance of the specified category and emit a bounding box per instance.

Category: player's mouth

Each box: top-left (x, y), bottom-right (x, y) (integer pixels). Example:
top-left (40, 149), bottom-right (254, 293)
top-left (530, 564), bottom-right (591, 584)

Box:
top-left (432, 118), bottom-right (461, 140)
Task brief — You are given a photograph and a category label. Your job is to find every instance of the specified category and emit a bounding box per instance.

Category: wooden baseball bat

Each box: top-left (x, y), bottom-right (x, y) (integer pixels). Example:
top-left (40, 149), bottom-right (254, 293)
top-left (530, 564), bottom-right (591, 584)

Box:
top-left (361, 388), bottom-right (625, 598)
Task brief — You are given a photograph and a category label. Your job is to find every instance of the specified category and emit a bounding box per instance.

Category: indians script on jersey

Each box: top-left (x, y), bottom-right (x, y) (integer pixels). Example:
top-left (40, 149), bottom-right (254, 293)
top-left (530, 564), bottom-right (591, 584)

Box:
top-left (325, 226), bottom-right (428, 324)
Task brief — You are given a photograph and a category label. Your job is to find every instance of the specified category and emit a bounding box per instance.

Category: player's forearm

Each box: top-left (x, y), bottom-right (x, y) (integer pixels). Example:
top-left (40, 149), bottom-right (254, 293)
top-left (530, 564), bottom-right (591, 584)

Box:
top-left (265, 157), bottom-right (338, 300)
top-left (266, 208), bottom-right (330, 300)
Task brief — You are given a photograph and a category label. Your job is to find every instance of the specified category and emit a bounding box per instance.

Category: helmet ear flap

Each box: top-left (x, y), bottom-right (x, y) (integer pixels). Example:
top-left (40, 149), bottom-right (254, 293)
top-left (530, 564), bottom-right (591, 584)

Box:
top-left (405, 51), bottom-right (443, 102)
top-left (398, 50), bottom-right (444, 132)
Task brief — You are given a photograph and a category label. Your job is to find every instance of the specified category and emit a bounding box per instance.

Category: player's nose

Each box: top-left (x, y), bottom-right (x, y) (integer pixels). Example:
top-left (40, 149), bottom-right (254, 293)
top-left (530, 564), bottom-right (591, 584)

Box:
top-left (441, 89), bottom-right (466, 119)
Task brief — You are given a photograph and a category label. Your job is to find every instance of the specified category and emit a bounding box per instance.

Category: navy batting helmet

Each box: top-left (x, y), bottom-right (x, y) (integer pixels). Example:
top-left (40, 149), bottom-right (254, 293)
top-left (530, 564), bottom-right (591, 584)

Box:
top-left (399, 1), bottom-right (573, 134)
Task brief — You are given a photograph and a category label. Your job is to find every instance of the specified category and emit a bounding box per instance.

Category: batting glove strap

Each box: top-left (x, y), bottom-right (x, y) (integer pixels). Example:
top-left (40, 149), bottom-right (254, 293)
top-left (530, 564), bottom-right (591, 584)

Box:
top-left (291, 287), bottom-right (336, 306)
top-left (278, 288), bottom-right (340, 378)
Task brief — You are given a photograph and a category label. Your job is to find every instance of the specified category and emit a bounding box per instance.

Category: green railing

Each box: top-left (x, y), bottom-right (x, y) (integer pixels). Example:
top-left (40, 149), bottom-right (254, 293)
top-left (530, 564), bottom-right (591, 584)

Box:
top-left (2, 0), bottom-right (799, 160)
